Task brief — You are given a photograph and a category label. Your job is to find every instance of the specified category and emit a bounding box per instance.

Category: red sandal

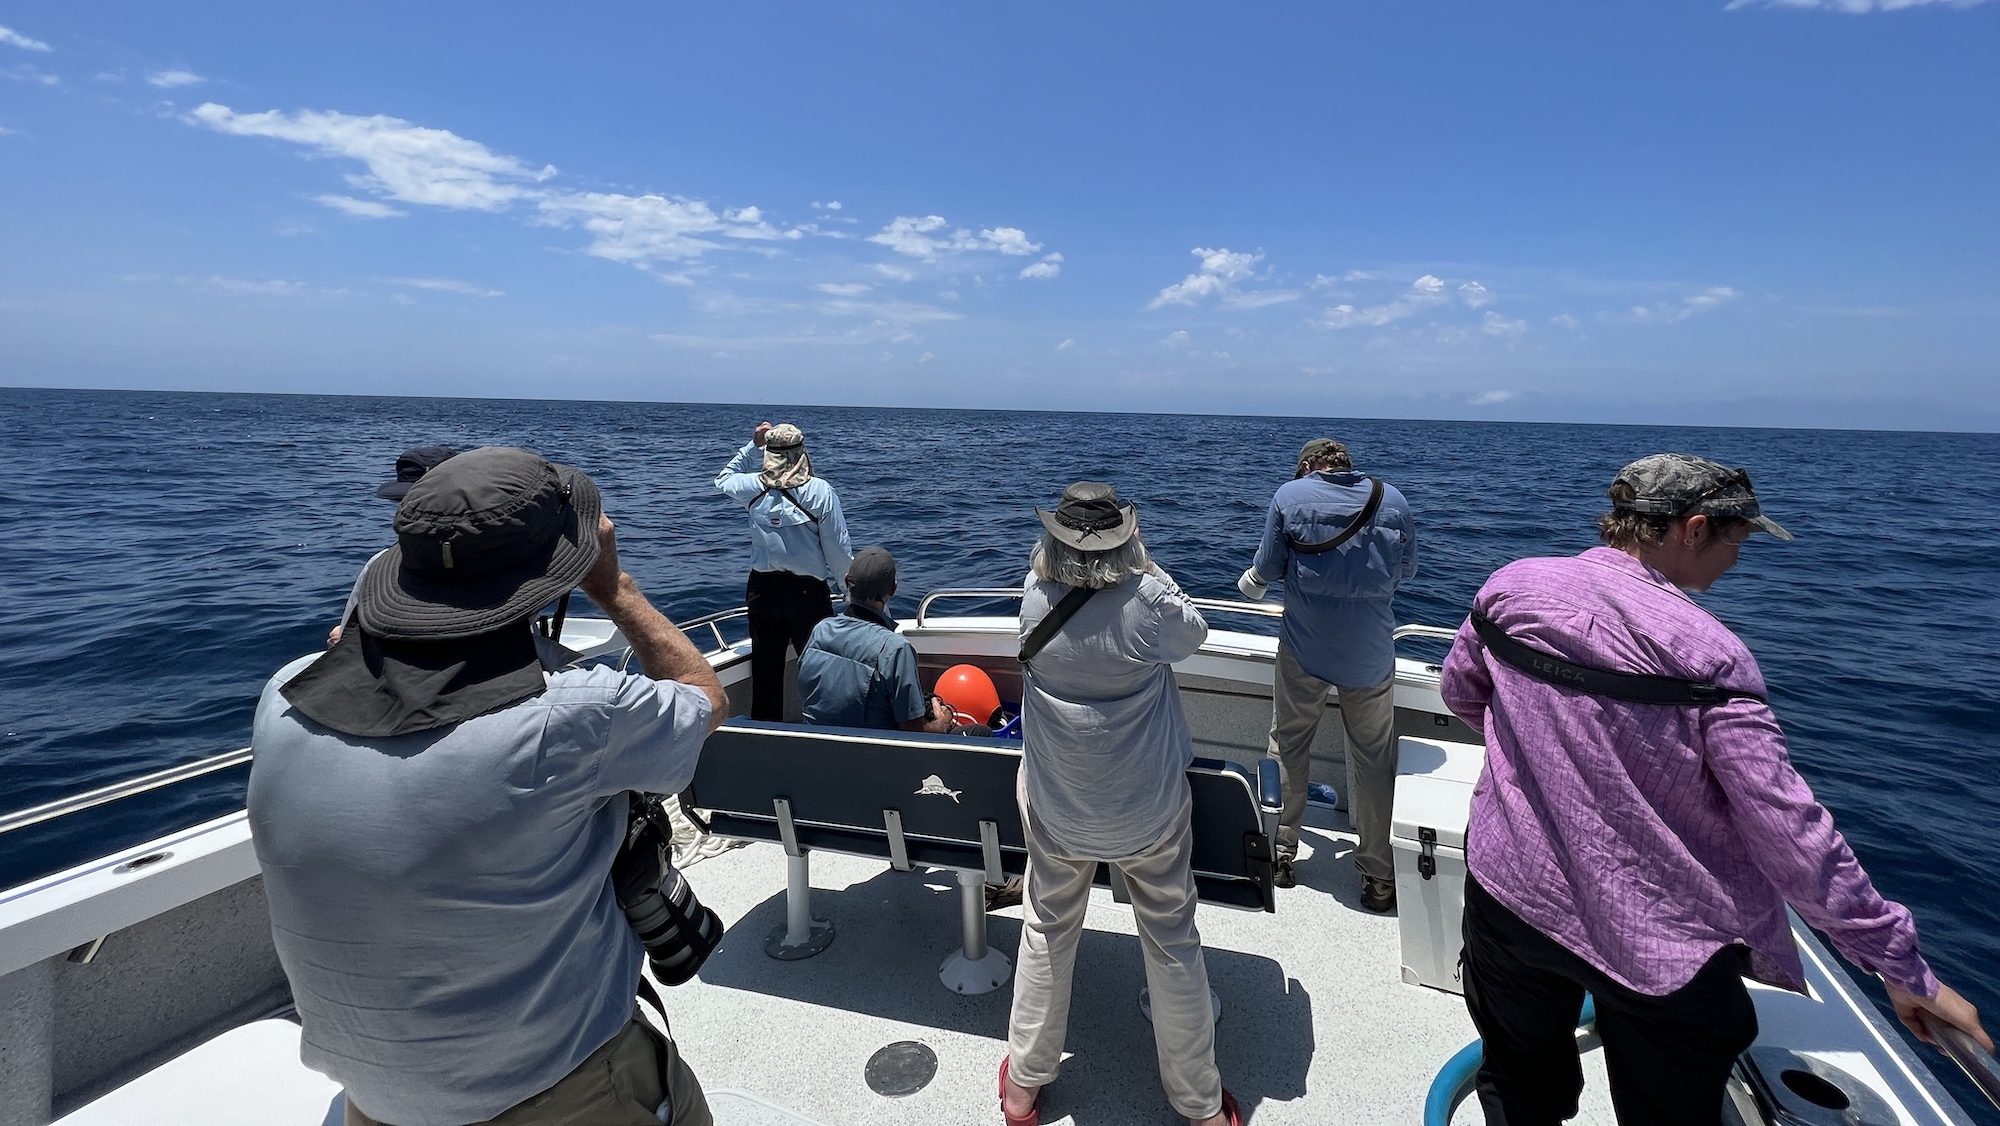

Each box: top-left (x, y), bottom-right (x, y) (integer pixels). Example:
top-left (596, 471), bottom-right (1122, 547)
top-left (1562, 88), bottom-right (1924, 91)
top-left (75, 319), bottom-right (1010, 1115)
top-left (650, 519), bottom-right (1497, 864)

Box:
top-left (1221, 1089), bottom-right (1243, 1125)
top-left (998, 1056), bottom-right (1041, 1126)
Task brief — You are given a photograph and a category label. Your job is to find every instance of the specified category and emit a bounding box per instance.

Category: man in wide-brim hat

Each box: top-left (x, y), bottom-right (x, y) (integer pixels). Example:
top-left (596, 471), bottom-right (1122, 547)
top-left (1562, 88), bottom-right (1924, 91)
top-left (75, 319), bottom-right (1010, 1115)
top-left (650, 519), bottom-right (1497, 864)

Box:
top-left (249, 446), bottom-right (728, 1126)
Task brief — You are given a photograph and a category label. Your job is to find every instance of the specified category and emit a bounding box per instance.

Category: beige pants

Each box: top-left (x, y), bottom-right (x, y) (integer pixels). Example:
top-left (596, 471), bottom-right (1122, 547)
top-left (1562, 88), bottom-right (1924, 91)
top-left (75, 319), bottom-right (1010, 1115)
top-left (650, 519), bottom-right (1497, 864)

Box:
top-left (345, 1008), bottom-right (711, 1126)
top-left (1006, 790), bottom-right (1224, 1121)
top-left (1266, 639), bottom-right (1398, 882)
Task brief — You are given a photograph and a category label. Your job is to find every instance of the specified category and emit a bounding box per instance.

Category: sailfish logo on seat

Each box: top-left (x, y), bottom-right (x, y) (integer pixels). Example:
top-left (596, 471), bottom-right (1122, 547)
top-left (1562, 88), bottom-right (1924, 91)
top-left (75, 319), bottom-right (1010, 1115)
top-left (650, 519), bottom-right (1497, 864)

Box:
top-left (915, 774), bottom-right (962, 803)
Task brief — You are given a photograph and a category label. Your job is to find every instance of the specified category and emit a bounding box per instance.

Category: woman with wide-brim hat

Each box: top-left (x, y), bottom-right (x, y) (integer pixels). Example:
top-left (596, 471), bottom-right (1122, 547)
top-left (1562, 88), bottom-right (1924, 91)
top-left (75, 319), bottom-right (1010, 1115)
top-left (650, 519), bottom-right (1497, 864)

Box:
top-left (999, 481), bottom-right (1242, 1126)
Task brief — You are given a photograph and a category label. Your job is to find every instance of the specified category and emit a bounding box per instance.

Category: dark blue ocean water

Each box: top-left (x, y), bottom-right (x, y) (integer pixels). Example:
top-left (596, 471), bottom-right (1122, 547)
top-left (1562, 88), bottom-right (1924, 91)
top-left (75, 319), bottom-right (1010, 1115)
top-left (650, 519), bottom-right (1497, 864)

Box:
top-left (3, 387), bottom-right (1997, 1103)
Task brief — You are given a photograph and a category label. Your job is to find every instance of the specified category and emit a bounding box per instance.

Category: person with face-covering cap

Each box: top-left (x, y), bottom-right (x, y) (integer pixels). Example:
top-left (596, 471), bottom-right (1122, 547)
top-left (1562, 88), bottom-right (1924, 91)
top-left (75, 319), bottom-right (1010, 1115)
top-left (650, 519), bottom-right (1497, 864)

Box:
top-left (714, 421), bottom-right (855, 720)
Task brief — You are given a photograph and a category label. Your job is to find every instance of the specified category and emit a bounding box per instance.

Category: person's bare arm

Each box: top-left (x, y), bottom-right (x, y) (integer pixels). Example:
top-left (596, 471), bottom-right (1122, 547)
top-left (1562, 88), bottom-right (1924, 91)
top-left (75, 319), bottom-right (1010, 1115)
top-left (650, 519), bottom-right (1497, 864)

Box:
top-left (579, 515), bottom-right (728, 732)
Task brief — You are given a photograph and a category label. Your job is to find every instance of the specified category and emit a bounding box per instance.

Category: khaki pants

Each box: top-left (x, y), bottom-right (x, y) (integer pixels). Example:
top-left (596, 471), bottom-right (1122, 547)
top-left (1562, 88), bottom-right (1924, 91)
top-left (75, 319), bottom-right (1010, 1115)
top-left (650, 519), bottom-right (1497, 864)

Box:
top-left (1006, 791), bottom-right (1224, 1121)
top-left (1266, 639), bottom-right (1398, 882)
top-left (345, 1009), bottom-right (711, 1126)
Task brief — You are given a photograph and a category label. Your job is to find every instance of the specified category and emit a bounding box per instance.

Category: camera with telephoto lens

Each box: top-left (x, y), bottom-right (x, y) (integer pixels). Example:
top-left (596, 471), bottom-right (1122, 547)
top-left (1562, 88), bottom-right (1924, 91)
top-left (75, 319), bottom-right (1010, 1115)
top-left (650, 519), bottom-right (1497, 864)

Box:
top-left (612, 792), bottom-right (724, 985)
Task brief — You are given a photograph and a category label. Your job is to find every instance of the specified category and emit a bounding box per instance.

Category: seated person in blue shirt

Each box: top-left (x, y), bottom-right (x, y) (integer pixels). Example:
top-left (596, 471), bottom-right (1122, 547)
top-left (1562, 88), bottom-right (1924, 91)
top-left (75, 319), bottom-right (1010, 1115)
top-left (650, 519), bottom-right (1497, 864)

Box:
top-left (798, 546), bottom-right (954, 732)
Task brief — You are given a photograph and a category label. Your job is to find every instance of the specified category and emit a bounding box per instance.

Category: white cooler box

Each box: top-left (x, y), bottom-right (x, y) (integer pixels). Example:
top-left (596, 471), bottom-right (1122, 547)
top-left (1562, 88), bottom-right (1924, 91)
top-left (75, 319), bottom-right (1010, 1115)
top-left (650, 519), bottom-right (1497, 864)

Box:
top-left (1391, 736), bottom-right (1484, 994)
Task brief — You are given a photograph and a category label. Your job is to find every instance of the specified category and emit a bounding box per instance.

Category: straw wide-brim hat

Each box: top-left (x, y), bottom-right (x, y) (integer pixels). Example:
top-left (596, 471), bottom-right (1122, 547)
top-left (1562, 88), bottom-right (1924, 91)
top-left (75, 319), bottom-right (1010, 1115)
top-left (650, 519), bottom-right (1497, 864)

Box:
top-left (1036, 481), bottom-right (1138, 550)
top-left (356, 447), bottom-right (603, 641)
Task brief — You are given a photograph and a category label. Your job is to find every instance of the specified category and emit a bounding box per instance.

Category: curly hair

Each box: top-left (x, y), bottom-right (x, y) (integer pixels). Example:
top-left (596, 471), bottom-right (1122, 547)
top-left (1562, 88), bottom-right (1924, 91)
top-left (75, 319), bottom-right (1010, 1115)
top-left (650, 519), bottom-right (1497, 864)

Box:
top-left (1599, 480), bottom-right (1747, 550)
top-left (1030, 532), bottom-right (1151, 590)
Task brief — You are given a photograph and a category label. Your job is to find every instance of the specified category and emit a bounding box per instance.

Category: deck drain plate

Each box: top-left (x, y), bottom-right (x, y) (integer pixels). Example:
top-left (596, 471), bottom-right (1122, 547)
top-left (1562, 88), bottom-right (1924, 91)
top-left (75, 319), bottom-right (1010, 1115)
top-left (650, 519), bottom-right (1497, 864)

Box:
top-left (864, 1041), bottom-right (937, 1098)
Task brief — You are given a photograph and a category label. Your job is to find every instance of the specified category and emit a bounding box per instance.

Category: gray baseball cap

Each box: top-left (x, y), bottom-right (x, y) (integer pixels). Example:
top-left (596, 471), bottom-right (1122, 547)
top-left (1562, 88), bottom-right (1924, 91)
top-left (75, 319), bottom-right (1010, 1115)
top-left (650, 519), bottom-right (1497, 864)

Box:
top-left (846, 546), bottom-right (898, 602)
top-left (1611, 453), bottom-right (1792, 541)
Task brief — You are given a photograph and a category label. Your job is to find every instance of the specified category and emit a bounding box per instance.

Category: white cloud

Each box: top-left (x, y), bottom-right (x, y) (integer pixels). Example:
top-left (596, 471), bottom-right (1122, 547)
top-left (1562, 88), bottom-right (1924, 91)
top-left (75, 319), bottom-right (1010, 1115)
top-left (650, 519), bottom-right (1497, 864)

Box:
top-left (1162, 329), bottom-right (1191, 347)
top-left (0, 125), bottom-right (15, 137)
top-left (148, 69), bottom-right (205, 88)
top-left (873, 263), bottom-right (915, 282)
top-left (1317, 273), bottom-right (1453, 330)
top-left (315, 193), bottom-right (407, 219)
top-left (3, 64), bottom-right (59, 85)
top-left (1470, 390), bottom-right (1518, 406)
top-left (205, 276), bottom-right (310, 297)
top-left (814, 297), bottom-right (964, 325)
top-left (1458, 281), bottom-right (1494, 308)
top-left (814, 282), bottom-right (872, 296)
top-left (95, 71), bottom-right (122, 82)
top-left (1625, 285), bottom-right (1739, 324)
top-left (1019, 252), bottom-right (1063, 281)
top-left (1056, 338), bottom-right (1075, 352)
top-left (533, 191), bottom-right (728, 263)
top-left (385, 276), bottom-right (504, 298)
top-left (867, 214), bottom-right (1045, 260)
top-left (1150, 247), bottom-right (1264, 308)
top-left (0, 25), bottom-right (51, 52)
top-left (189, 103), bottom-right (556, 212)
top-left (1550, 312), bottom-right (1580, 329)
top-left (811, 200), bottom-right (843, 211)
top-left (1221, 289), bottom-right (1299, 310)
top-left (1481, 311), bottom-right (1528, 338)
top-left (918, 351), bottom-right (936, 365)
top-left (1727, 0), bottom-right (1993, 10)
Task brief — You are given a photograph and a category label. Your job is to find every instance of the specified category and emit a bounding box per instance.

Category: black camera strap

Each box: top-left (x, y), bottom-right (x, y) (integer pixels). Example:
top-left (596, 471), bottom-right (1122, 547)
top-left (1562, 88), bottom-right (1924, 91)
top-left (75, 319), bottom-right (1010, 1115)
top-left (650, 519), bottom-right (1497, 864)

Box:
top-left (750, 485), bottom-right (821, 524)
top-left (1020, 584), bottom-right (1099, 667)
top-left (1286, 477), bottom-right (1385, 556)
top-left (1469, 611), bottom-right (1764, 706)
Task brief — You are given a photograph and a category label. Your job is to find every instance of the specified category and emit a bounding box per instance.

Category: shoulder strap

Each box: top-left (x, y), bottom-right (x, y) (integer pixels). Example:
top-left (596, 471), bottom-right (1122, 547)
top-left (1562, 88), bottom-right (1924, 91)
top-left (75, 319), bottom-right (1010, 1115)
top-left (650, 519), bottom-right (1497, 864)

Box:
top-left (1019, 585), bottom-right (1099, 666)
top-left (1286, 477), bottom-right (1385, 556)
top-left (749, 486), bottom-right (821, 524)
top-left (1469, 611), bottom-right (1764, 706)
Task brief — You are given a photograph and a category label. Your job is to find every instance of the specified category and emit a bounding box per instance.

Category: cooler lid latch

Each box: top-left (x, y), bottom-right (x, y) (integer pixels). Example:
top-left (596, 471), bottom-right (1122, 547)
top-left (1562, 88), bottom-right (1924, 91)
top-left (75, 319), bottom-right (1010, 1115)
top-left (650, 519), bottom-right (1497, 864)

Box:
top-left (1418, 826), bottom-right (1437, 880)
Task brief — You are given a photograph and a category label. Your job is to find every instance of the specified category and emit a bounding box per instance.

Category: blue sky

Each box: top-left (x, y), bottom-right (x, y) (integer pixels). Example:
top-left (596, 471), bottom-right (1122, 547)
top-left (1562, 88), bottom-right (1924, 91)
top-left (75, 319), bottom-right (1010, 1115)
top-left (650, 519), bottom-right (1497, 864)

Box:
top-left (2, 2), bottom-right (1996, 429)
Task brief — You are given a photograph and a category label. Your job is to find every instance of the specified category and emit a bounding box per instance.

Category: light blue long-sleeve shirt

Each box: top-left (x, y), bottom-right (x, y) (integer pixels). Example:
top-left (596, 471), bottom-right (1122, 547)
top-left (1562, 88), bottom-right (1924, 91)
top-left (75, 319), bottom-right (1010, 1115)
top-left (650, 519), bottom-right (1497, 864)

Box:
top-left (1247, 469), bottom-right (1418, 687)
top-left (714, 441), bottom-right (855, 594)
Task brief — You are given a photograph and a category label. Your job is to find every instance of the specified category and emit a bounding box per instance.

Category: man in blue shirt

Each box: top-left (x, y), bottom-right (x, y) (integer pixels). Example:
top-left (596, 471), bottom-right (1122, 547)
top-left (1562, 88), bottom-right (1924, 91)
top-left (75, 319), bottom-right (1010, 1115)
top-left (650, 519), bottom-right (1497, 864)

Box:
top-left (798, 547), bottom-right (951, 732)
top-left (714, 422), bottom-right (856, 720)
top-left (250, 448), bottom-right (729, 1126)
top-left (1237, 438), bottom-right (1418, 910)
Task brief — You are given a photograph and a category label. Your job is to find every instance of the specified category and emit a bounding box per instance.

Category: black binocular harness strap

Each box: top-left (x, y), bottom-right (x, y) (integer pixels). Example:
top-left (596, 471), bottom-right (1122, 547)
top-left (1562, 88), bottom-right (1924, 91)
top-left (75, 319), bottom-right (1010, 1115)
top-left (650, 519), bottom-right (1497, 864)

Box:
top-left (1469, 611), bottom-right (1764, 706)
top-left (1286, 477), bottom-right (1386, 556)
top-left (750, 485), bottom-right (821, 524)
top-left (1020, 584), bottom-right (1099, 666)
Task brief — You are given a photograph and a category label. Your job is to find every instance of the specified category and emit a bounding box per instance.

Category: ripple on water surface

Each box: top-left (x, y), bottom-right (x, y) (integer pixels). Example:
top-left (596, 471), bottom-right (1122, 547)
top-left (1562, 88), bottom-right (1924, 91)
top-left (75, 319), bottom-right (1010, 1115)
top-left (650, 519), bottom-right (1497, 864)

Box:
top-left (2, 389), bottom-right (1997, 1110)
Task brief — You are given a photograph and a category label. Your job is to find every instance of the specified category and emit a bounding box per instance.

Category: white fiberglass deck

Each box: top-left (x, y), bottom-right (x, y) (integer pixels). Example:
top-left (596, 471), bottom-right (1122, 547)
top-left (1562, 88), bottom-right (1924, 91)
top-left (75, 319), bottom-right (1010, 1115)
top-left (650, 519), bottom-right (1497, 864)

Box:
top-left (659, 808), bottom-right (1619, 1126)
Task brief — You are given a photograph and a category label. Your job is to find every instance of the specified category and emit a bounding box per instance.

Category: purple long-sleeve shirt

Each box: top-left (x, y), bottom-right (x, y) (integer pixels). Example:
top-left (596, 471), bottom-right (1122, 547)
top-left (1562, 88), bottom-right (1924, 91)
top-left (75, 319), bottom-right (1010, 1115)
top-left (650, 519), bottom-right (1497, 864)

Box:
top-left (1439, 546), bottom-right (1936, 998)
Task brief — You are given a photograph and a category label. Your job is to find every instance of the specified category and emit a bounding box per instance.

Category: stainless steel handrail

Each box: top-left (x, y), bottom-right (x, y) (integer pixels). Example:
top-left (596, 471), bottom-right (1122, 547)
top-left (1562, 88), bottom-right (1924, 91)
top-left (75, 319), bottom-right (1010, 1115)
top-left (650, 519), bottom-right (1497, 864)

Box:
top-left (1393, 623), bottom-right (1460, 643)
top-left (914, 588), bottom-right (1024, 628)
top-left (677, 606), bottom-right (751, 654)
top-left (1919, 1012), bottom-right (2000, 1112)
top-left (0, 747), bottom-right (253, 838)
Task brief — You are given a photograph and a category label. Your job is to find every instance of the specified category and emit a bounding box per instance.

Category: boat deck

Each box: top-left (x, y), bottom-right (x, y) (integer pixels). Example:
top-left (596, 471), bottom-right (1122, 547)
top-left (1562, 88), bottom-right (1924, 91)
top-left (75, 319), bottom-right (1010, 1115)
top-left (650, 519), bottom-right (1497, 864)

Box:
top-left (663, 807), bottom-right (1618, 1125)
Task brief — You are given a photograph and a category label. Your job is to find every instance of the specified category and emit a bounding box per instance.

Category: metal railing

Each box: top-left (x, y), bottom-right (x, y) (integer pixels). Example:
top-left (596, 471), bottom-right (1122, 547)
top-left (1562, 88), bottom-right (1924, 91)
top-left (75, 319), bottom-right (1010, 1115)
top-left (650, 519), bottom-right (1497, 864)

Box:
top-left (915, 587), bottom-right (1288, 629)
top-left (0, 601), bottom-right (1456, 842)
top-left (1920, 1012), bottom-right (2000, 1112)
top-left (0, 747), bottom-right (253, 838)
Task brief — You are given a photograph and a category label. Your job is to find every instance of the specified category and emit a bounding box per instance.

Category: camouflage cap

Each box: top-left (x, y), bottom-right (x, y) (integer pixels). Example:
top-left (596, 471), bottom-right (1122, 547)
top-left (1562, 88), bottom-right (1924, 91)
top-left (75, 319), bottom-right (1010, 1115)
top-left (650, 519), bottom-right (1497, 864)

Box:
top-left (1611, 453), bottom-right (1792, 541)
top-left (1295, 437), bottom-right (1352, 478)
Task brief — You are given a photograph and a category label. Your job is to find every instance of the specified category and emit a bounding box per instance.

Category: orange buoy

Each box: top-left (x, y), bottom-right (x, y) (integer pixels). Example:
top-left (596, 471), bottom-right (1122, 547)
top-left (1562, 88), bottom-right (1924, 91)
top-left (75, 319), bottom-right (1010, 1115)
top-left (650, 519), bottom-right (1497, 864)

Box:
top-left (935, 664), bottom-right (1003, 727)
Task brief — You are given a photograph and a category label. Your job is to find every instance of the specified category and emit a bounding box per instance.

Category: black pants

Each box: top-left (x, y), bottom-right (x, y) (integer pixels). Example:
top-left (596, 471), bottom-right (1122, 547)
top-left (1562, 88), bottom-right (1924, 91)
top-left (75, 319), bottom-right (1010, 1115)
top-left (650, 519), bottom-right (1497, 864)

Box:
top-left (1461, 875), bottom-right (1758, 1126)
top-left (744, 570), bottom-right (833, 721)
